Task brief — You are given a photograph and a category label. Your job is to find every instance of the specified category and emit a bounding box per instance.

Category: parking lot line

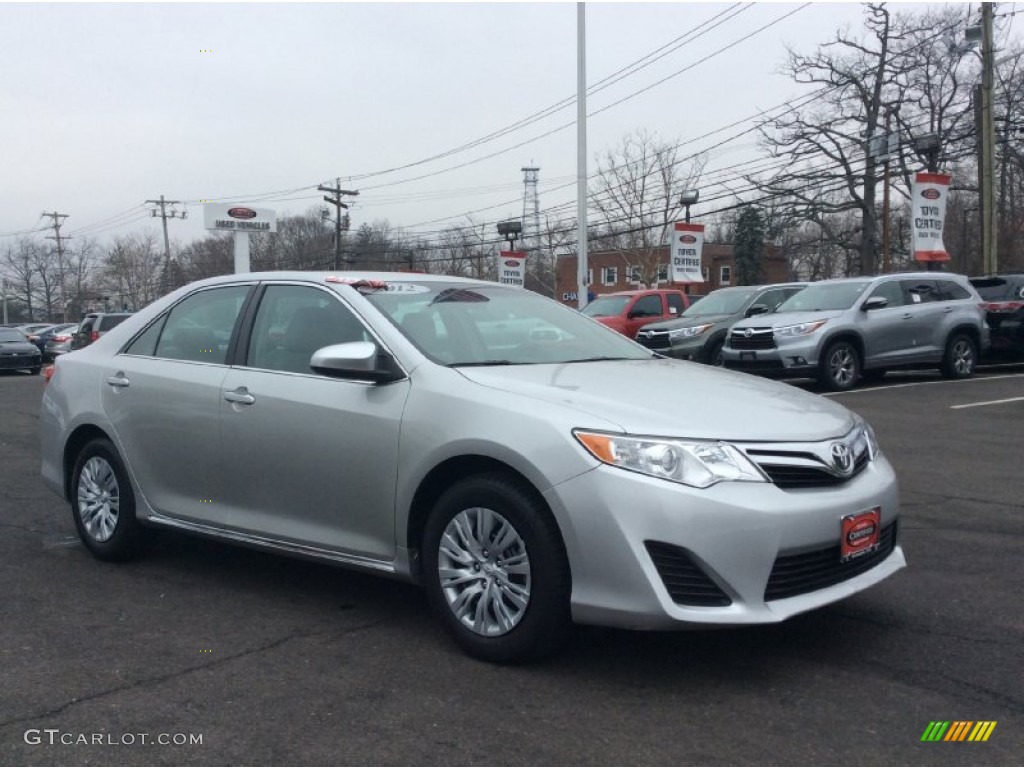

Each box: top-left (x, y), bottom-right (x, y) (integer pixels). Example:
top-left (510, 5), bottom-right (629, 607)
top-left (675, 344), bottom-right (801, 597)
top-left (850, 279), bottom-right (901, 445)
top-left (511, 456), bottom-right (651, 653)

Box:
top-left (821, 372), bottom-right (1024, 396)
top-left (950, 396), bottom-right (1024, 410)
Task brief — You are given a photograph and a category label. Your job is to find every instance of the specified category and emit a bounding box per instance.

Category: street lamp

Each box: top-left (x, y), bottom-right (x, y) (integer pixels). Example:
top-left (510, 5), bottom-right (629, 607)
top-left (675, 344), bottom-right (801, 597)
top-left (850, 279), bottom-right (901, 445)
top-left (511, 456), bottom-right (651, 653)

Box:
top-left (679, 189), bottom-right (700, 223)
top-left (912, 132), bottom-right (941, 173)
top-left (496, 219), bottom-right (523, 250)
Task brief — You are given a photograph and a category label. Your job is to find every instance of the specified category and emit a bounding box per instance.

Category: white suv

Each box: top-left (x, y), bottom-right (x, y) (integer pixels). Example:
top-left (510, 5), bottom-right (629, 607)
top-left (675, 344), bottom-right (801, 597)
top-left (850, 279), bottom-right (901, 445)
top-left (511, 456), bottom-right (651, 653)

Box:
top-left (722, 272), bottom-right (988, 391)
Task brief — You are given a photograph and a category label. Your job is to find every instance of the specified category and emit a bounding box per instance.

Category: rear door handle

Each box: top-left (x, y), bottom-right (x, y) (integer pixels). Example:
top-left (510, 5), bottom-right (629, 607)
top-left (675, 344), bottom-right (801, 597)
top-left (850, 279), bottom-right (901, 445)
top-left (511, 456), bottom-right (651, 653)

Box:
top-left (901, 314), bottom-right (913, 320)
top-left (943, 307), bottom-right (954, 313)
top-left (224, 388), bottom-right (255, 405)
top-left (106, 373), bottom-right (130, 388)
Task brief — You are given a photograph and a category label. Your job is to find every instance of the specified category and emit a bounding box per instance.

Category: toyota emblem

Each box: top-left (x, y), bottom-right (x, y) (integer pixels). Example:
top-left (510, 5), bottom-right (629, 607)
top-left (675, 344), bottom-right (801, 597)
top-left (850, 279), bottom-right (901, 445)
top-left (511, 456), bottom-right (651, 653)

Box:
top-left (743, 328), bottom-right (754, 338)
top-left (831, 442), bottom-right (853, 475)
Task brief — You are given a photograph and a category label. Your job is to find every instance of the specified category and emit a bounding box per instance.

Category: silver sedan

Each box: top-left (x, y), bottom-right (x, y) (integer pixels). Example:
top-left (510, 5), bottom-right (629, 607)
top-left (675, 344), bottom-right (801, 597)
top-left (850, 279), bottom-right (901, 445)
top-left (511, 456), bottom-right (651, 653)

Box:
top-left (40, 272), bottom-right (905, 662)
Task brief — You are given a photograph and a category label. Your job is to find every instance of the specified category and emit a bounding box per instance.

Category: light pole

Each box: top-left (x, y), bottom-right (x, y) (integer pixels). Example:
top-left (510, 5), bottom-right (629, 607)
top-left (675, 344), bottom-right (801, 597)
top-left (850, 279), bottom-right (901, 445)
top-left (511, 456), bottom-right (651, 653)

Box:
top-left (496, 219), bottom-right (522, 251)
top-left (912, 132), bottom-right (942, 272)
top-left (679, 189), bottom-right (700, 223)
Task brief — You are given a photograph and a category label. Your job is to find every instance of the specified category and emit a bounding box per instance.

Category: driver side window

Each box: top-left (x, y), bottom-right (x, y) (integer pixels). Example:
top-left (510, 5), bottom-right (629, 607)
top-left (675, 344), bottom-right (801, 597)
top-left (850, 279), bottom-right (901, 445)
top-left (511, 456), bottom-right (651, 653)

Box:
top-left (868, 281), bottom-right (904, 308)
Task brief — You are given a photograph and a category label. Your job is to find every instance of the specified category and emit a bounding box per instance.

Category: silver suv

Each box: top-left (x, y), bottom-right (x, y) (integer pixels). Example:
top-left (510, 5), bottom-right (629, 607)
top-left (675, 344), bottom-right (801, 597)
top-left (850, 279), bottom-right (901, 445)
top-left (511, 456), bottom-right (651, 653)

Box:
top-left (722, 272), bottom-right (987, 391)
top-left (635, 283), bottom-right (806, 365)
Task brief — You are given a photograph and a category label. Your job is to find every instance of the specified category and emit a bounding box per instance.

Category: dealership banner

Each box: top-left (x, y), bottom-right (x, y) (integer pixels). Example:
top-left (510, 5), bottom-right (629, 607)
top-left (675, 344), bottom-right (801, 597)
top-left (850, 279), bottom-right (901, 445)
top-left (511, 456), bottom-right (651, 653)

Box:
top-left (203, 203), bottom-right (278, 233)
top-left (498, 251), bottom-right (527, 288)
top-left (911, 172), bottom-right (952, 262)
top-left (669, 222), bottom-right (705, 282)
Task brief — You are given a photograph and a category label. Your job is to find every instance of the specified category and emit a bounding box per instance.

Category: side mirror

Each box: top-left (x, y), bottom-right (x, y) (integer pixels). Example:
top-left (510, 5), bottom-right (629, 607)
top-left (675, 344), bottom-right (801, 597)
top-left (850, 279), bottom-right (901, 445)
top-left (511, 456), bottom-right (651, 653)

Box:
top-left (862, 296), bottom-right (889, 311)
top-left (746, 303), bottom-right (769, 317)
top-left (310, 341), bottom-right (403, 384)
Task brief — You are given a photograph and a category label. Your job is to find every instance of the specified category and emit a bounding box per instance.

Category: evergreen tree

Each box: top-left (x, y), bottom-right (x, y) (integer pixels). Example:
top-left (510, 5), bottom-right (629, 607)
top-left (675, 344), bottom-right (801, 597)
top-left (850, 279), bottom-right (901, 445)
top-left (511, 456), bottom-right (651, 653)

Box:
top-left (734, 206), bottom-right (765, 285)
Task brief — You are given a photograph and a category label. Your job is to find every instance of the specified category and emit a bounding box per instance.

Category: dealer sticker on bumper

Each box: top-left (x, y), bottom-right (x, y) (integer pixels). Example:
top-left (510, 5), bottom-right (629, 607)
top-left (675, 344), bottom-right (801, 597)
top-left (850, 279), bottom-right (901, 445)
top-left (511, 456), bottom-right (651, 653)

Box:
top-left (841, 508), bottom-right (881, 562)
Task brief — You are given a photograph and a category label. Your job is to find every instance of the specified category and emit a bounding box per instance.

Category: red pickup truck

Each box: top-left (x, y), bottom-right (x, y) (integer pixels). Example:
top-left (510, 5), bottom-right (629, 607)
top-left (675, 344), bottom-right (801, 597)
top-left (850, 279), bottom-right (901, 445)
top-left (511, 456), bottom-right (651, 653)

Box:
top-left (580, 289), bottom-right (702, 338)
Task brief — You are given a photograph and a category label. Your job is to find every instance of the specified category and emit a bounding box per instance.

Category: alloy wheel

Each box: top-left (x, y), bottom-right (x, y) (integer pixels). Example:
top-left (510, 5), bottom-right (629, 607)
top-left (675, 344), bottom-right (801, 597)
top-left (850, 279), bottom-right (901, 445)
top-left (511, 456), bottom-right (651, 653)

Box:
top-left (77, 456), bottom-right (120, 542)
top-left (437, 507), bottom-right (532, 637)
top-left (829, 347), bottom-right (857, 387)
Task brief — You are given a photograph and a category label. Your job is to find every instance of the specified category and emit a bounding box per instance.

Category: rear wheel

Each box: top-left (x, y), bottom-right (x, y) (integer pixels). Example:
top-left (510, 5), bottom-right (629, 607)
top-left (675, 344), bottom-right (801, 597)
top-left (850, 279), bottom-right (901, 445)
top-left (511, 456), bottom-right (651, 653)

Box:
top-left (818, 340), bottom-right (861, 392)
top-left (422, 473), bottom-right (571, 663)
top-left (941, 333), bottom-right (976, 379)
top-left (71, 438), bottom-right (145, 561)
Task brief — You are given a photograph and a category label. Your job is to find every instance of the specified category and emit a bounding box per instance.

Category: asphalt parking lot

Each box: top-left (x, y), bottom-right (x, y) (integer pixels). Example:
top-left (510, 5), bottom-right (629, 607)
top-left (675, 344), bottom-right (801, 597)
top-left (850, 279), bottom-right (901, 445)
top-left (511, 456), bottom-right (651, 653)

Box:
top-left (1, 365), bottom-right (1022, 766)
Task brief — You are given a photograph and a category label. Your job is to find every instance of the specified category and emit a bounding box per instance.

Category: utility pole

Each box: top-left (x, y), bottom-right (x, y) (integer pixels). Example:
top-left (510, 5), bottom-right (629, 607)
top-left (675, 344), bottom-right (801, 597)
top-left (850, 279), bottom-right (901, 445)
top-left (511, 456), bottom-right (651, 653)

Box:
top-left (42, 211), bottom-right (70, 322)
top-left (881, 107), bottom-right (892, 274)
top-left (979, 1), bottom-right (998, 274)
top-left (576, 2), bottom-right (589, 310)
top-left (318, 179), bottom-right (358, 270)
top-left (145, 195), bottom-right (186, 293)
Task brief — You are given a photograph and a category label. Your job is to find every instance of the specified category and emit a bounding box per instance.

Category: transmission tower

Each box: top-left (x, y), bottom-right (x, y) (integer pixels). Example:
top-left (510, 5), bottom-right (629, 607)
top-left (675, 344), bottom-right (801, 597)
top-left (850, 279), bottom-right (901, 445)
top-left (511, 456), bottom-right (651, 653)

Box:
top-left (521, 166), bottom-right (541, 263)
top-left (42, 211), bottom-right (70, 322)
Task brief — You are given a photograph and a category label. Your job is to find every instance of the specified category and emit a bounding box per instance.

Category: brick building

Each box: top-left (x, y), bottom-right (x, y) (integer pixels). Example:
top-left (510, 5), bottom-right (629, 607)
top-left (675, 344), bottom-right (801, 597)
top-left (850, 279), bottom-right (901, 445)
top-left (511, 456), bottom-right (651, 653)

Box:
top-left (554, 242), bottom-right (791, 308)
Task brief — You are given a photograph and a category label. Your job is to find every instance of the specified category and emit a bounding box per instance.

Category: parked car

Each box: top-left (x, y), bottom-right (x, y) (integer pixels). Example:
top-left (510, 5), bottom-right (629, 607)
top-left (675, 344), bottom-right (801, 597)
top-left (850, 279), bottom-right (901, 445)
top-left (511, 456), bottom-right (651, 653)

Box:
top-left (43, 324), bottom-right (79, 360)
top-left (722, 272), bottom-right (987, 391)
top-left (15, 323), bottom-right (57, 344)
top-left (71, 312), bottom-right (132, 351)
top-left (41, 272), bottom-right (905, 662)
top-left (969, 274), bottom-right (1024, 358)
top-left (0, 327), bottom-right (42, 374)
top-left (33, 323), bottom-right (76, 356)
top-left (636, 283), bottom-right (807, 365)
top-left (580, 289), bottom-right (702, 338)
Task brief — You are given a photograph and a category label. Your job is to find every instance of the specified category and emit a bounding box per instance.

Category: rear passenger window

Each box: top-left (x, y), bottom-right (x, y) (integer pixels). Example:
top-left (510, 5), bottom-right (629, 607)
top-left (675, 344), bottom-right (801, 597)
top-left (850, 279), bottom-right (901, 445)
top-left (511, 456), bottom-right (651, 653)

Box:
top-left (123, 317), bottom-right (166, 357)
top-left (935, 280), bottom-right (970, 301)
top-left (902, 280), bottom-right (940, 304)
top-left (666, 294), bottom-right (686, 315)
top-left (154, 286), bottom-right (251, 364)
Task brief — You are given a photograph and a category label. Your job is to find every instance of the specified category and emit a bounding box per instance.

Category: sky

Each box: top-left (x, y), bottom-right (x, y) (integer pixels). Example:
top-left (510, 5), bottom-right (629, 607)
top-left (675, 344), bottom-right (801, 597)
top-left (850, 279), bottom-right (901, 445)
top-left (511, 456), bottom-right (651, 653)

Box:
top-left (0, 0), bottom-right (1009, 251)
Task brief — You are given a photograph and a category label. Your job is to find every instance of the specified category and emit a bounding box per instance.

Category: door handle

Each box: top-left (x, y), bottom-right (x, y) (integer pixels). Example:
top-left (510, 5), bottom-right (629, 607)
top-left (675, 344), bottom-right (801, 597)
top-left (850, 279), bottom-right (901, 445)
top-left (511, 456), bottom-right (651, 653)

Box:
top-left (943, 307), bottom-right (954, 313)
top-left (901, 314), bottom-right (913, 320)
top-left (106, 373), bottom-right (130, 388)
top-left (224, 388), bottom-right (255, 405)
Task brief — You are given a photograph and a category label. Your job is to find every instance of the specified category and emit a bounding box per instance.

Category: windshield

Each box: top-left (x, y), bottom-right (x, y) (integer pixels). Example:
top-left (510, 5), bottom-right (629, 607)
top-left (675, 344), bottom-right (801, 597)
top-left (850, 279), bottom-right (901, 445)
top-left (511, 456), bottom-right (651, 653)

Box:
top-left (580, 295), bottom-right (630, 318)
top-left (364, 282), bottom-right (654, 366)
top-left (682, 289), bottom-right (757, 317)
top-left (0, 329), bottom-right (28, 342)
top-left (776, 281), bottom-right (871, 312)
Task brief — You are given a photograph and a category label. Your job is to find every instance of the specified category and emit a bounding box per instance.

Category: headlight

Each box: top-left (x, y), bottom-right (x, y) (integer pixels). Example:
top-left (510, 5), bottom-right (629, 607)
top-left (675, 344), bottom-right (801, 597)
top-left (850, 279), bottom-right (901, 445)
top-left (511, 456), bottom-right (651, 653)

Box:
top-left (574, 430), bottom-right (767, 488)
top-left (774, 319), bottom-right (828, 337)
top-left (668, 323), bottom-right (712, 340)
top-left (857, 417), bottom-right (881, 459)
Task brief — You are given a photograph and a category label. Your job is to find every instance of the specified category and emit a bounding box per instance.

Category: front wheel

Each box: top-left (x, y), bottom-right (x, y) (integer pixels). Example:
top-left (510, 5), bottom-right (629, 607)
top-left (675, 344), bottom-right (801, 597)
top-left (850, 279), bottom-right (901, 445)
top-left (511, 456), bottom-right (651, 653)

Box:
top-left (71, 438), bottom-right (146, 561)
top-left (422, 473), bottom-right (571, 663)
top-left (818, 340), bottom-right (861, 391)
top-left (941, 333), bottom-right (977, 379)
top-left (703, 337), bottom-right (725, 367)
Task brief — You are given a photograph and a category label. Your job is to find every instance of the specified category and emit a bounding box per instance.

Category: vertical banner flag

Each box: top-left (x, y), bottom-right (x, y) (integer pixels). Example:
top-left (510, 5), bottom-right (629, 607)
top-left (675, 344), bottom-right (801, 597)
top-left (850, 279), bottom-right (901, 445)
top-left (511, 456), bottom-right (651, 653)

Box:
top-left (911, 172), bottom-right (952, 262)
top-left (670, 223), bottom-right (705, 282)
top-left (498, 251), bottom-right (527, 287)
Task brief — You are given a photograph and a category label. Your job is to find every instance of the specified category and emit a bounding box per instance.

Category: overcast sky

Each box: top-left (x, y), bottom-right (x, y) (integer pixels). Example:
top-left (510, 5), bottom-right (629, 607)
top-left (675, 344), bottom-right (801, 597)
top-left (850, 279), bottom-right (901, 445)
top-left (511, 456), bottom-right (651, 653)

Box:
top-left (0, 1), bottom-right (1010, 249)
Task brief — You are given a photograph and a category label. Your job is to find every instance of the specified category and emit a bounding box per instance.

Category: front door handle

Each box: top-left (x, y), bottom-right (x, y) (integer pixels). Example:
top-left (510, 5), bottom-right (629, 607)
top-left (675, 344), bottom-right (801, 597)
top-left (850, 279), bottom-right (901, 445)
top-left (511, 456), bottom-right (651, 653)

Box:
top-left (106, 373), bottom-right (130, 388)
top-left (224, 388), bottom-right (255, 405)
top-left (901, 313), bottom-right (913, 320)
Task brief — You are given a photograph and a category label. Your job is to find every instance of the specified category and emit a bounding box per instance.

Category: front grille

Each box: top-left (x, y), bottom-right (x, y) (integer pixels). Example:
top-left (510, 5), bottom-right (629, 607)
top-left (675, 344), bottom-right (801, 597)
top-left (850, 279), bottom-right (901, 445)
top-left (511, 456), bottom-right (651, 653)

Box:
top-left (764, 520), bottom-right (897, 601)
top-left (645, 541), bottom-right (732, 606)
top-left (755, 448), bottom-right (869, 488)
top-left (728, 329), bottom-right (776, 350)
top-left (635, 330), bottom-right (670, 350)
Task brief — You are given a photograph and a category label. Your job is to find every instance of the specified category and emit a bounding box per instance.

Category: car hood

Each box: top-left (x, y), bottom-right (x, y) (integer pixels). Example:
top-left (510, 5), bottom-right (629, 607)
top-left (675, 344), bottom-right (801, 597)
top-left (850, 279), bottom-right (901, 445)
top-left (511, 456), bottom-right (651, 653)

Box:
top-left (641, 313), bottom-right (734, 331)
top-left (731, 309), bottom-right (847, 330)
top-left (457, 359), bottom-right (854, 442)
top-left (0, 340), bottom-right (39, 354)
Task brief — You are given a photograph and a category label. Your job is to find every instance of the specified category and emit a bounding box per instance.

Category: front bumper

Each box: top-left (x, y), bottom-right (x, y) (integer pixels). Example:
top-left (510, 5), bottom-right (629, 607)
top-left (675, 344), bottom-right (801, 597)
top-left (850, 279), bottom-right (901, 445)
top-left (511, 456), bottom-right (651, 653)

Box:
top-left (0, 353), bottom-right (41, 370)
top-left (721, 335), bottom-right (821, 376)
top-left (544, 456), bottom-right (903, 630)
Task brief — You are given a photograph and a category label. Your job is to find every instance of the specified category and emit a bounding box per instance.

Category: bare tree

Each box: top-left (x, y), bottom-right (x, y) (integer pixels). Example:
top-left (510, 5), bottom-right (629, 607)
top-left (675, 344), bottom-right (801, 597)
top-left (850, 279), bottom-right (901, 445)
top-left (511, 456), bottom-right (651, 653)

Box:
top-left (103, 231), bottom-right (164, 310)
top-left (590, 129), bottom-right (706, 287)
top-left (2, 239), bottom-right (40, 319)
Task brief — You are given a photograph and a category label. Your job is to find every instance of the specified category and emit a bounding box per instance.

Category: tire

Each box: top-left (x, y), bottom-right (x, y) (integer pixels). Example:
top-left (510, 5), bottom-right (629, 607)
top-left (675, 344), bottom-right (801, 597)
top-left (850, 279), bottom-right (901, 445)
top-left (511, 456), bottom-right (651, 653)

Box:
top-left (941, 333), bottom-right (976, 379)
top-left (422, 473), bottom-right (571, 663)
top-left (70, 438), bottom-right (145, 562)
top-left (818, 340), bottom-right (861, 392)
top-left (703, 337), bottom-right (725, 367)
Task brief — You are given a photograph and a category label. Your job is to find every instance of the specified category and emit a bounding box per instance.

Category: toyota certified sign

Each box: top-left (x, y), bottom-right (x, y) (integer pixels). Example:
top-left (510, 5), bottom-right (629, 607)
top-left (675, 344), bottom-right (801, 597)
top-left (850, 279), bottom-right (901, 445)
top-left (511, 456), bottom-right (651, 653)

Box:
top-left (204, 203), bottom-right (277, 233)
top-left (498, 251), bottom-right (527, 288)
